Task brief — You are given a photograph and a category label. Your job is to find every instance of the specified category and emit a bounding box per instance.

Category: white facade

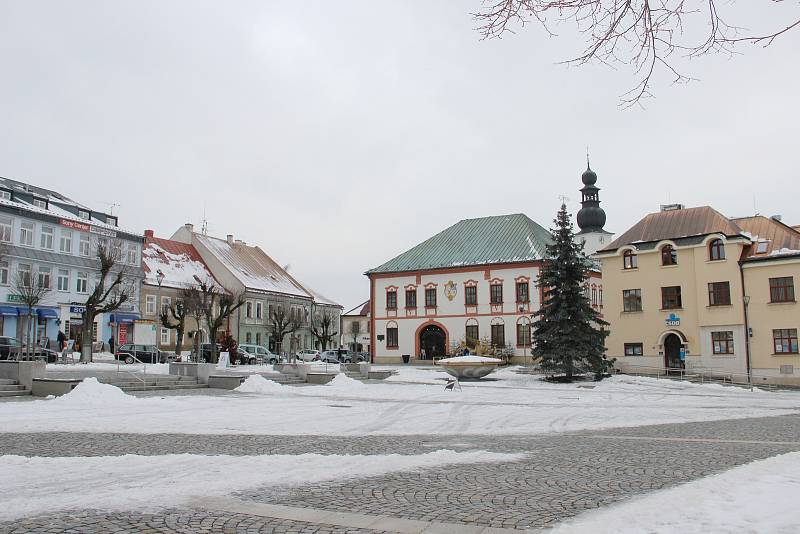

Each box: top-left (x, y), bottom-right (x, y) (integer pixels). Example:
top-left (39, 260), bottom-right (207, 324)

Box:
top-left (370, 263), bottom-right (604, 364)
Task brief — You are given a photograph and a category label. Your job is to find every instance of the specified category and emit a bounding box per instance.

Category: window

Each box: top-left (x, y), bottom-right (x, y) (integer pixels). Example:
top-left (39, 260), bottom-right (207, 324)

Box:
top-left (79, 234), bottom-right (90, 256)
top-left (59, 229), bottom-right (72, 253)
top-left (17, 263), bottom-right (32, 287)
top-left (76, 271), bottom-right (88, 293)
top-left (246, 301), bottom-right (253, 318)
top-left (623, 250), bottom-right (638, 269)
top-left (78, 210), bottom-right (90, 220)
top-left (0, 217), bottom-right (11, 243)
top-left (126, 243), bottom-right (138, 265)
top-left (19, 221), bottom-right (34, 246)
top-left (386, 326), bottom-right (398, 348)
top-left (661, 286), bottom-right (682, 309)
top-left (161, 297), bottom-right (171, 315)
top-left (770, 277), bottom-right (795, 303)
top-left (256, 333), bottom-right (261, 345)
top-left (0, 190), bottom-right (10, 200)
top-left (107, 216), bottom-right (118, 227)
top-left (405, 288), bottom-right (417, 308)
top-left (386, 290), bottom-right (397, 309)
top-left (466, 324), bottom-right (479, 347)
top-left (37, 266), bottom-right (51, 289)
top-left (40, 226), bottom-right (54, 250)
top-left (623, 289), bottom-right (642, 312)
top-left (268, 304), bottom-right (274, 320)
top-left (490, 283), bottom-right (503, 304)
top-left (145, 295), bottom-right (156, 315)
top-left (709, 239), bottom-right (725, 261)
top-left (708, 282), bottom-right (731, 306)
top-left (661, 245), bottom-right (677, 266)
top-left (465, 286), bottom-right (477, 305)
top-left (0, 261), bottom-right (8, 285)
top-left (160, 328), bottom-right (169, 345)
top-left (256, 301), bottom-right (263, 319)
top-left (245, 332), bottom-right (252, 343)
top-left (624, 343), bottom-right (644, 356)
top-left (591, 286), bottom-right (598, 306)
top-left (599, 286), bottom-right (603, 306)
top-left (756, 241), bottom-right (769, 254)
top-left (773, 329), bottom-right (799, 354)
top-left (57, 269), bottom-right (69, 291)
top-left (711, 331), bottom-right (734, 354)
top-left (425, 288), bottom-right (436, 307)
top-left (516, 322), bottom-right (531, 346)
top-left (111, 240), bottom-right (122, 261)
top-left (516, 281), bottom-right (529, 303)
top-left (491, 323), bottom-right (505, 346)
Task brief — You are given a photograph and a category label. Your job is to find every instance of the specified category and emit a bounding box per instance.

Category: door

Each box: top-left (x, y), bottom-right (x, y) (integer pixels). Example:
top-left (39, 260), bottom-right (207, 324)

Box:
top-left (420, 325), bottom-right (446, 359)
top-left (664, 334), bottom-right (684, 370)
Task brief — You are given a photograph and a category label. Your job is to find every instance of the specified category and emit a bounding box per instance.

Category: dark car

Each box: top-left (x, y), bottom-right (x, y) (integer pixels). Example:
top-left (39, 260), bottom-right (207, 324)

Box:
top-left (337, 349), bottom-right (367, 363)
top-left (0, 336), bottom-right (59, 363)
top-left (200, 343), bottom-right (223, 363)
top-left (115, 344), bottom-right (169, 364)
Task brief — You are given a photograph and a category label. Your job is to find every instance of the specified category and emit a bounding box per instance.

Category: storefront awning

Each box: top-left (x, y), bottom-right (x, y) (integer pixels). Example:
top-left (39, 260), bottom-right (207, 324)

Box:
top-left (110, 312), bottom-right (140, 324)
top-left (36, 308), bottom-right (59, 319)
top-left (0, 306), bottom-right (18, 316)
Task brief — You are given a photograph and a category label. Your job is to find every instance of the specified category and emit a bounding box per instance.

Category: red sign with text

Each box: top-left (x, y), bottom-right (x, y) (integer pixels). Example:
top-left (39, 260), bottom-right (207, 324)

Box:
top-left (118, 324), bottom-right (128, 345)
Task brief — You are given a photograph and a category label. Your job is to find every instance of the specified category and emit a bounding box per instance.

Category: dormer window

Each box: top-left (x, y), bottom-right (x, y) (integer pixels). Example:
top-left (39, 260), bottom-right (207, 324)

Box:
top-left (661, 245), bottom-right (678, 266)
top-left (107, 216), bottom-right (118, 227)
top-left (756, 241), bottom-right (769, 254)
top-left (623, 250), bottom-right (637, 269)
top-left (32, 198), bottom-right (48, 210)
top-left (0, 190), bottom-right (11, 201)
top-left (78, 210), bottom-right (90, 220)
top-left (709, 239), bottom-right (725, 261)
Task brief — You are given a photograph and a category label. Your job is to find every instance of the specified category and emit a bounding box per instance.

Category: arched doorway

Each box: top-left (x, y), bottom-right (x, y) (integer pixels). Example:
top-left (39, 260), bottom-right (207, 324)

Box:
top-left (664, 333), bottom-right (684, 370)
top-left (419, 324), bottom-right (446, 359)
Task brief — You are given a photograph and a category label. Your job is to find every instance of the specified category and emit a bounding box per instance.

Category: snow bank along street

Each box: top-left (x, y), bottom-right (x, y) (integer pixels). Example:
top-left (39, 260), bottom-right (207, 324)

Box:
top-left (3, 368), bottom-right (800, 532)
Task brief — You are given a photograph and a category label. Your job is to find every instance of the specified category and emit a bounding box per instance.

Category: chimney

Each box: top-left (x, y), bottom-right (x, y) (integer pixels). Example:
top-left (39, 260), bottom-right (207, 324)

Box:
top-left (226, 234), bottom-right (234, 245)
top-left (235, 239), bottom-right (243, 245)
top-left (184, 223), bottom-right (194, 232)
top-left (144, 229), bottom-right (154, 238)
top-left (771, 215), bottom-right (782, 222)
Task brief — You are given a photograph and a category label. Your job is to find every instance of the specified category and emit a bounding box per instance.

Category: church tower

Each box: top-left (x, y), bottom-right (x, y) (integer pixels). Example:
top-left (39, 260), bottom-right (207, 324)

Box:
top-left (575, 163), bottom-right (613, 256)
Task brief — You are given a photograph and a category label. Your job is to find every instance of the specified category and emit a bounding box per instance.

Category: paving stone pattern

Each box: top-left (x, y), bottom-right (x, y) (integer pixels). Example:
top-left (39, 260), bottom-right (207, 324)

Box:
top-left (1, 414), bottom-right (799, 532)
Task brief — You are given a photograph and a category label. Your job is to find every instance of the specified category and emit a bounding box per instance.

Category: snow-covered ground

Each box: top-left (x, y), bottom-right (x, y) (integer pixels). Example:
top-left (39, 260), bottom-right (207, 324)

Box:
top-left (0, 450), bottom-right (520, 522)
top-left (547, 451), bottom-right (800, 534)
top-left (1, 368), bottom-right (798, 436)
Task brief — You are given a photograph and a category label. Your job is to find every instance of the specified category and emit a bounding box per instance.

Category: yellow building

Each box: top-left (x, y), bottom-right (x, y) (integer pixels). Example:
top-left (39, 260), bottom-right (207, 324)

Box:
top-left (596, 205), bottom-right (800, 385)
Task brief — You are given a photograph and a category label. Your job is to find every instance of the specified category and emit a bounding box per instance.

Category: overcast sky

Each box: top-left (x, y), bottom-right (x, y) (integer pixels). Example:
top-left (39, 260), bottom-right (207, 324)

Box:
top-left (1, 1), bottom-right (798, 311)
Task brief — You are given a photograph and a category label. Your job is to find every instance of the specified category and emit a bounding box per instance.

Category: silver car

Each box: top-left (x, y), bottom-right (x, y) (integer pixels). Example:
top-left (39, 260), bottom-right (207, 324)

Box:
top-left (238, 344), bottom-right (281, 365)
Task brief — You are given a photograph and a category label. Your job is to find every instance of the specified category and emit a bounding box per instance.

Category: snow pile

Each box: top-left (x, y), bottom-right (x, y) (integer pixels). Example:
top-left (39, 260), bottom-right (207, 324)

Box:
top-left (0, 450), bottom-right (523, 521)
top-left (547, 451), bottom-right (800, 534)
top-left (54, 378), bottom-right (137, 406)
top-left (235, 374), bottom-right (285, 394)
top-left (327, 373), bottom-right (366, 389)
top-left (604, 375), bottom-right (768, 395)
top-left (437, 355), bottom-right (503, 364)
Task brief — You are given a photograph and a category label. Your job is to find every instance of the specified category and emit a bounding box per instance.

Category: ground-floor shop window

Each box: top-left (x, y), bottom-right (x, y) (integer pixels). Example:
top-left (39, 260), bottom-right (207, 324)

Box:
top-left (160, 328), bottom-right (169, 345)
top-left (773, 329), bottom-right (799, 354)
top-left (245, 332), bottom-right (252, 343)
top-left (711, 331), bottom-right (734, 354)
top-left (624, 343), bottom-right (643, 356)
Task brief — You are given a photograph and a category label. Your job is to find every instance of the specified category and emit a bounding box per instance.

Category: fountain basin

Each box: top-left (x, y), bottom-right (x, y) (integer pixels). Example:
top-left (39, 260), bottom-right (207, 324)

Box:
top-left (436, 355), bottom-right (503, 379)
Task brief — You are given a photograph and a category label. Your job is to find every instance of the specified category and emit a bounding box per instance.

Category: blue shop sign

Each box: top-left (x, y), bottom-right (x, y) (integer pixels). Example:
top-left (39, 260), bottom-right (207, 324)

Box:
top-left (665, 313), bottom-right (680, 326)
top-left (69, 305), bottom-right (86, 314)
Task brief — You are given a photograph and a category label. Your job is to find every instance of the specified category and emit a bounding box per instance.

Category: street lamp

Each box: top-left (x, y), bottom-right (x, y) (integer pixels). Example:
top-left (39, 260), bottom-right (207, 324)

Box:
top-left (743, 295), bottom-right (752, 385)
top-left (156, 269), bottom-right (165, 357)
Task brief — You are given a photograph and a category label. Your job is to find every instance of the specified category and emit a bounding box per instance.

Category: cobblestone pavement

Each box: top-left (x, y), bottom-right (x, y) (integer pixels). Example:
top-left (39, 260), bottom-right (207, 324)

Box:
top-left (2, 414), bottom-right (799, 532)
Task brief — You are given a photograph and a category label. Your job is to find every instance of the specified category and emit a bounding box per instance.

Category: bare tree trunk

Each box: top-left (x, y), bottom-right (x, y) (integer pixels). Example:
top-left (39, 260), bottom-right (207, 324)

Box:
top-left (80, 314), bottom-right (94, 363)
top-left (174, 329), bottom-right (184, 358)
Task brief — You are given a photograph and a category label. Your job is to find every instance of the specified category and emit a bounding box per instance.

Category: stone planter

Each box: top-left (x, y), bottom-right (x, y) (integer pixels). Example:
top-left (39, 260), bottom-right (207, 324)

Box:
top-left (306, 372), bottom-right (337, 385)
top-left (208, 374), bottom-right (246, 390)
top-left (169, 362), bottom-right (216, 384)
top-left (0, 360), bottom-right (46, 389)
top-left (367, 370), bottom-right (393, 380)
top-left (436, 356), bottom-right (503, 379)
top-left (31, 378), bottom-right (82, 397)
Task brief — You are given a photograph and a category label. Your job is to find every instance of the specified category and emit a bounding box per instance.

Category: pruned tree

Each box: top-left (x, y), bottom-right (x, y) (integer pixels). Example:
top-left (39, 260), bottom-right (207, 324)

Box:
top-left (269, 306), bottom-right (299, 361)
top-left (311, 309), bottom-right (339, 353)
top-left (474, 1), bottom-right (800, 105)
top-left (11, 268), bottom-right (51, 360)
top-left (349, 320), bottom-right (361, 353)
top-left (80, 240), bottom-right (135, 363)
top-left (192, 275), bottom-right (244, 363)
top-left (161, 296), bottom-right (194, 358)
top-left (181, 286), bottom-right (205, 361)
top-left (532, 203), bottom-right (609, 381)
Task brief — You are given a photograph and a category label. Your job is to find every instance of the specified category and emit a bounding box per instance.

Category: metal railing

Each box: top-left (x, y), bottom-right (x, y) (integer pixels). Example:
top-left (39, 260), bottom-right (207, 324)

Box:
top-left (115, 354), bottom-right (148, 389)
top-left (617, 364), bottom-right (780, 391)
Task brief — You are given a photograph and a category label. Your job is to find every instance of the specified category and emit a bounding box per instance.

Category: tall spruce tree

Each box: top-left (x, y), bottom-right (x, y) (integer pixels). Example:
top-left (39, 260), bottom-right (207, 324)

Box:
top-left (532, 203), bottom-right (609, 381)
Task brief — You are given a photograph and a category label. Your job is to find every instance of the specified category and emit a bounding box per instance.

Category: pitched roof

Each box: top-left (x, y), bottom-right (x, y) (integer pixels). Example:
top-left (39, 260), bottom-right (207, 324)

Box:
top-left (733, 216), bottom-right (800, 259)
top-left (367, 214), bottom-right (552, 275)
top-left (343, 300), bottom-right (369, 316)
top-left (142, 236), bottom-right (219, 289)
top-left (195, 234), bottom-right (312, 299)
top-left (300, 285), bottom-right (342, 308)
top-left (601, 206), bottom-right (742, 252)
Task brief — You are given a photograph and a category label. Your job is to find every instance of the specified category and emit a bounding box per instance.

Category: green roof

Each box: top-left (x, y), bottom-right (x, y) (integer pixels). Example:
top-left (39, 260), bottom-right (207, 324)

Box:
top-left (367, 213), bottom-right (553, 274)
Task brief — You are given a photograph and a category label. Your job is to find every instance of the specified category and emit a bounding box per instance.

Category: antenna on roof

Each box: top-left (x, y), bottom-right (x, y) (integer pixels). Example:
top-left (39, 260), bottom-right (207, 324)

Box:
top-left (201, 206), bottom-right (208, 236)
top-left (283, 264), bottom-right (291, 272)
top-left (558, 194), bottom-right (569, 205)
top-left (106, 202), bottom-right (119, 215)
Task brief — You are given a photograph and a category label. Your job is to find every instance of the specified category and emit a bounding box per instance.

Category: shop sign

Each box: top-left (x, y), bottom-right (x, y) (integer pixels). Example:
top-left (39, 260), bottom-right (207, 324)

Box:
top-left (90, 225), bottom-right (117, 238)
top-left (69, 305), bottom-right (86, 314)
top-left (59, 219), bottom-right (91, 232)
top-left (665, 313), bottom-right (680, 327)
top-left (6, 294), bottom-right (24, 303)
top-left (679, 347), bottom-right (686, 361)
top-left (117, 303), bottom-right (134, 312)
top-left (118, 323), bottom-right (128, 345)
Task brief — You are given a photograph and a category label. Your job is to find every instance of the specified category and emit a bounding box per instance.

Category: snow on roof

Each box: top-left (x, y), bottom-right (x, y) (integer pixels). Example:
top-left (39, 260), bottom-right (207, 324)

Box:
top-left (343, 300), bottom-right (369, 316)
top-left (195, 234), bottom-right (312, 299)
top-left (142, 237), bottom-right (218, 289)
top-left (0, 196), bottom-right (140, 237)
top-left (301, 285), bottom-right (341, 308)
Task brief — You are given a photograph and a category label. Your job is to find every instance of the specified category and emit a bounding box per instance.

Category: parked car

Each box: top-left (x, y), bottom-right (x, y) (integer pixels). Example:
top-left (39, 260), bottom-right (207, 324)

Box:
top-left (200, 343), bottom-right (223, 362)
top-left (296, 349), bottom-right (320, 362)
top-left (0, 336), bottom-right (59, 363)
top-left (115, 344), bottom-right (170, 364)
top-left (238, 344), bottom-right (281, 365)
top-left (318, 350), bottom-right (341, 364)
